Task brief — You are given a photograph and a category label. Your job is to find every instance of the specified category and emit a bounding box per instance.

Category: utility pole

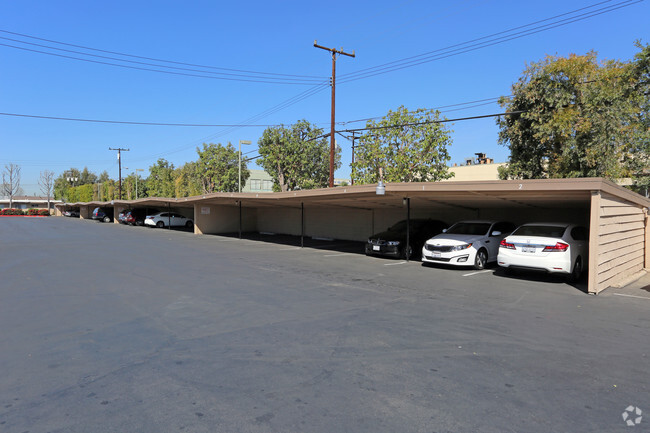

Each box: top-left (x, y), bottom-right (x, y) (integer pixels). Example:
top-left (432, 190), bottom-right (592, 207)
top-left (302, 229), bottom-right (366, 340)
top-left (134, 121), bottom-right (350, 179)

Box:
top-left (314, 40), bottom-right (355, 188)
top-left (350, 130), bottom-right (357, 186)
top-left (109, 147), bottom-right (130, 199)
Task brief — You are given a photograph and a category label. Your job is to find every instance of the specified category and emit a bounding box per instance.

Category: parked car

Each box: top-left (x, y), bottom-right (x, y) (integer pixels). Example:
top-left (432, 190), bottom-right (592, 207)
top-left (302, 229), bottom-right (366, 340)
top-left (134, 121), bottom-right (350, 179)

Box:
top-left (63, 210), bottom-right (79, 218)
top-left (422, 220), bottom-right (516, 269)
top-left (92, 207), bottom-right (112, 223)
top-left (497, 223), bottom-right (588, 282)
top-left (117, 209), bottom-right (130, 224)
top-left (144, 212), bottom-right (193, 228)
top-left (366, 219), bottom-right (448, 259)
top-left (124, 209), bottom-right (148, 226)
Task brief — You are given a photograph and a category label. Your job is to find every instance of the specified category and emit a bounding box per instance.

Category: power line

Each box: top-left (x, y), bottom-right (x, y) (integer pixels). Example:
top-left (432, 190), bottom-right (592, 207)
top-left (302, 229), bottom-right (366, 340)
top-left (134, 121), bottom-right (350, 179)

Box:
top-left (337, 0), bottom-right (641, 84)
top-left (0, 29), bottom-right (326, 80)
top-left (341, 111), bottom-right (525, 133)
top-left (341, 97), bottom-right (507, 124)
top-left (0, 41), bottom-right (325, 85)
top-left (0, 112), bottom-right (280, 127)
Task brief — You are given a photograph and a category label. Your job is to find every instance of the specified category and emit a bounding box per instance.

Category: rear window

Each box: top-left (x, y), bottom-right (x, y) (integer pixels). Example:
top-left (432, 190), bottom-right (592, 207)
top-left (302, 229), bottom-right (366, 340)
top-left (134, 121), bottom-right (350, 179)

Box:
top-left (446, 222), bottom-right (491, 235)
top-left (512, 225), bottom-right (567, 238)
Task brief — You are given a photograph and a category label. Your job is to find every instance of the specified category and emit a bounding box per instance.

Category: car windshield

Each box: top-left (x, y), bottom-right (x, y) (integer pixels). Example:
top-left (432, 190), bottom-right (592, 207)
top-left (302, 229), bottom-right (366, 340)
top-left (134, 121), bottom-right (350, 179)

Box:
top-left (387, 220), bottom-right (408, 231)
top-left (512, 225), bottom-right (567, 238)
top-left (445, 222), bottom-right (491, 235)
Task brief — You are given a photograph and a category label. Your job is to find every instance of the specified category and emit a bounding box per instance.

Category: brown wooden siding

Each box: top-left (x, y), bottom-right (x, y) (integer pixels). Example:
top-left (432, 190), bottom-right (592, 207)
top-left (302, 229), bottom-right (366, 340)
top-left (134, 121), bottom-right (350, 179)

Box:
top-left (592, 192), bottom-right (646, 293)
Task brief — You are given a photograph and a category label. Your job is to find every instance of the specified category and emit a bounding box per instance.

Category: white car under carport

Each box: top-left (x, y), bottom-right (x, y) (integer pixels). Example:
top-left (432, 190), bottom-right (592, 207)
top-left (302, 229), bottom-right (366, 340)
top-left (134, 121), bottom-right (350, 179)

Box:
top-left (497, 222), bottom-right (588, 282)
top-left (145, 212), bottom-right (193, 228)
top-left (421, 220), bottom-right (516, 269)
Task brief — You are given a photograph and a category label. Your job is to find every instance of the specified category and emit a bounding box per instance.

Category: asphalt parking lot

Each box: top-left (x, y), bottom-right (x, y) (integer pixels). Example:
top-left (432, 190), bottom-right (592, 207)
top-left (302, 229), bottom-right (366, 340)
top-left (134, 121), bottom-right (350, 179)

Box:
top-left (1, 217), bottom-right (648, 433)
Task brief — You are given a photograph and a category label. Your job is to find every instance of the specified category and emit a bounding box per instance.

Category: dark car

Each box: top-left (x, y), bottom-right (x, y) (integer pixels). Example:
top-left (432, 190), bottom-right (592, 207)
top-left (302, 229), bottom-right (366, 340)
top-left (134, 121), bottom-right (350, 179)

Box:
top-left (92, 207), bottom-right (112, 223)
top-left (124, 209), bottom-right (148, 226)
top-left (366, 219), bottom-right (448, 259)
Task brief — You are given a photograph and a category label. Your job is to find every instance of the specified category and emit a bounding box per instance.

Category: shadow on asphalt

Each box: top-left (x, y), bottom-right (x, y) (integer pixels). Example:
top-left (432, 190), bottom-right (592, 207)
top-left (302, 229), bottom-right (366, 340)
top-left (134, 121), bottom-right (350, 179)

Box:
top-left (212, 232), bottom-right (367, 255)
top-left (491, 266), bottom-right (589, 294)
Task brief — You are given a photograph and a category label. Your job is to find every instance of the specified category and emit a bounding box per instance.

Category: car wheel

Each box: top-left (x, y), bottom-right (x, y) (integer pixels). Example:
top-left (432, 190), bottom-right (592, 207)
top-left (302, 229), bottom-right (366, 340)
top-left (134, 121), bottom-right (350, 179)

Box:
top-left (568, 257), bottom-right (582, 283)
top-left (156, 221), bottom-right (164, 228)
top-left (103, 216), bottom-right (110, 223)
top-left (185, 220), bottom-right (193, 228)
top-left (473, 249), bottom-right (488, 270)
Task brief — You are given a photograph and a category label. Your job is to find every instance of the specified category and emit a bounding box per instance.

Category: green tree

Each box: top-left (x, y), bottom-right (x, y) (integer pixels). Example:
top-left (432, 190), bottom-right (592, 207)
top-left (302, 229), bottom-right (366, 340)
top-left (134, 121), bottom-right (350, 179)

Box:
top-left (147, 158), bottom-right (176, 198)
top-left (195, 143), bottom-right (246, 193)
top-left (175, 161), bottom-right (201, 197)
top-left (54, 168), bottom-right (81, 201)
top-left (497, 44), bottom-right (649, 181)
top-left (258, 119), bottom-right (340, 191)
top-left (79, 167), bottom-right (97, 185)
top-left (351, 106), bottom-right (453, 184)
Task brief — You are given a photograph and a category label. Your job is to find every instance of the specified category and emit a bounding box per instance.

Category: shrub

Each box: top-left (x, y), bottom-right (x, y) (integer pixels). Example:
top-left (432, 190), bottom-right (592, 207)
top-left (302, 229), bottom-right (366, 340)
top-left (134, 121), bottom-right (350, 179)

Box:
top-left (39, 209), bottom-right (50, 216)
top-left (0, 208), bottom-right (25, 215)
top-left (27, 208), bottom-right (40, 216)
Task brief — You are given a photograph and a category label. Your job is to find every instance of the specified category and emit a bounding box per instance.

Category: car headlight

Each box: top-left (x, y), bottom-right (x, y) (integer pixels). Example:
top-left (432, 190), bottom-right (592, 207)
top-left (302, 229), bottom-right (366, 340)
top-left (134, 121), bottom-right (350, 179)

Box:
top-left (450, 243), bottom-right (472, 251)
top-left (387, 241), bottom-right (400, 246)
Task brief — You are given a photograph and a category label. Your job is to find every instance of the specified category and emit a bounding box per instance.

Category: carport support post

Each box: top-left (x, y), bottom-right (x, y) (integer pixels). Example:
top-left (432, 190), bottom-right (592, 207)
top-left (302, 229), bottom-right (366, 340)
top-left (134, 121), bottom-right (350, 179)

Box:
top-left (238, 201), bottom-right (242, 240)
top-left (301, 202), bottom-right (304, 248)
top-left (405, 197), bottom-right (411, 262)
top-left (167, 202), bottom-right (171, 230)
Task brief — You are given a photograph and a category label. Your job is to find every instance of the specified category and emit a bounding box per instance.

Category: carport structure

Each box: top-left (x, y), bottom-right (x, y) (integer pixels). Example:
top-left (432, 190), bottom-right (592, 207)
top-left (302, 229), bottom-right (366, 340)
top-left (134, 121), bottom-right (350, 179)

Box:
top-left (180, 178), bottom-right (650, 295)
top-left (57, 178), bottom-right (649, 294)
top-left (57, 198), bottom-right (195, 222)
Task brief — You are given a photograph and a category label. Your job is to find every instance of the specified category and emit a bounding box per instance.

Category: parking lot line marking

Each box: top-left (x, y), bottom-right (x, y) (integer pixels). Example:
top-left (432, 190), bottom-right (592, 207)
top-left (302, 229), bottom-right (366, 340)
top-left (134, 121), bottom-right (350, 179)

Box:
top-left (384, 261), bottom-right (407, 266)
top-left (612, 293), bottom-right (650, 300)
top-left (462, 270), bottom-right (492, 277)
top-left (323, 253), bottom-right (349, 257)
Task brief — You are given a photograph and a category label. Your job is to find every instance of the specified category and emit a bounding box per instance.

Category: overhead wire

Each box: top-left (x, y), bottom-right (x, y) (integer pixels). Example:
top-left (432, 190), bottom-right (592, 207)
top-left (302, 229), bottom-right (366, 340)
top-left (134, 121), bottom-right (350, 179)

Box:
top-left (0, 29), bottom-right (325, 80)
top-left (0, 41), bottom-right (323, 85)
top-left (337, 0), bottom-right (642, 84)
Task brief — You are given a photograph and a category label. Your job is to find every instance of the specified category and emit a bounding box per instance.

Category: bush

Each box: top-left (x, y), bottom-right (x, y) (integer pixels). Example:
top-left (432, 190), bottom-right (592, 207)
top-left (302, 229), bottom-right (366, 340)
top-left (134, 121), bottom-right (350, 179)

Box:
top-left (0, 208), bottom-right (25, 215)
top-left (39, 209), bottom-right (50, 216)
top-left (27, 208), bottom-right (40, 216)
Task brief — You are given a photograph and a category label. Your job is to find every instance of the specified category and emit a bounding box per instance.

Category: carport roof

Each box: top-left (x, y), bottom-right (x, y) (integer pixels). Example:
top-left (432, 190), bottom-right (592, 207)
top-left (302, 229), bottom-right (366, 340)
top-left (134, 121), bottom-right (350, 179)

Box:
top-left (56, 178), bottom-right (650, 211)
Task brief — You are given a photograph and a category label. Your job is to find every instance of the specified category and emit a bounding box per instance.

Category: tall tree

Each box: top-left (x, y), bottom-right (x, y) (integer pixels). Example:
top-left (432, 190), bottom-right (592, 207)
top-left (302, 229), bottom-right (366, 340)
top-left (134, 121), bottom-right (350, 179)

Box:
top-left (175, 161), bottom-right (201, 197)
top-left (195, 143), bottom-right (247, 193)
top-left (258, 119), bottom-right (339, 191)
top-left (497, 44), bottom-right (649, 181)
top-left (2, 163), bottom-right (22, 208)
top-left (79, 167), bottom-right (97, 185)
top-left (38, 170), bottom-right (55, 213)
top-left (351, 106), bottom-right (453, 184)
top-left (147, 159), bottom-right (176, 198)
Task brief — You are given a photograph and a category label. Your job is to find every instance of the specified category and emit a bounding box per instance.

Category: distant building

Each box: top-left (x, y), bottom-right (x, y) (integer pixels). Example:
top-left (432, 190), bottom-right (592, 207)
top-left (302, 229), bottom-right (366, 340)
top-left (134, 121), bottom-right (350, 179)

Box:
top-left (444, 152), bottom-right (506, 182)
top-left (0, 195), bottom-right (61, 211)
top-left (243, 169), bottom-right (274, 193)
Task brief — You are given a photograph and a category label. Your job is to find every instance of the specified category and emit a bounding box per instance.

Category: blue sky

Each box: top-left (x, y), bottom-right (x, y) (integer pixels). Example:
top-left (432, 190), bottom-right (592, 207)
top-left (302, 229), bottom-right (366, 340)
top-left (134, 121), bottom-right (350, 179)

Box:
top-left (1, 0), bottom-right (648, 195)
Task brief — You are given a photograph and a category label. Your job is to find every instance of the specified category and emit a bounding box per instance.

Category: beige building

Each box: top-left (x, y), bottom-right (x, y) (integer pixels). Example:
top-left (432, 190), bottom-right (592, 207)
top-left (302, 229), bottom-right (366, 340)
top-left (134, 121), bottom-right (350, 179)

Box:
top-left (445, 153), bottom-right (505, 182)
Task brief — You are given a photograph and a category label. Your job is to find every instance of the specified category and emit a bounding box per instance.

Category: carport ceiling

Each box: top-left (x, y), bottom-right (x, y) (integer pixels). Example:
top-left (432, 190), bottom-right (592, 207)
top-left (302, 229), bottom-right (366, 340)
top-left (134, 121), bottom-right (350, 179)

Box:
top-left (179, 178), bottom-right (621, 211)
top-left (60, 178), bottom-right (647, 212)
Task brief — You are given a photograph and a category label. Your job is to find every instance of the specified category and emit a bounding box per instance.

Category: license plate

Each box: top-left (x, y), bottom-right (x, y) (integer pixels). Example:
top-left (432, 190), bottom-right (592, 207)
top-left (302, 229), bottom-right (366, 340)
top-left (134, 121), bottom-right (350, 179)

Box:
top-left (373, 245), bottom-right (380, 251)
top-left (433, 252), bottom-right (441, 258)
top-left (522, 246), bottom-right (535, 253)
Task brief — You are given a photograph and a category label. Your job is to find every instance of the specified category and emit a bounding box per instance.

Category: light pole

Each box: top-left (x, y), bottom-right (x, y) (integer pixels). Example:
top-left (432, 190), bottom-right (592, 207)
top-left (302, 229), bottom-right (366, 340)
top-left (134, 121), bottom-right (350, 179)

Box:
top-left (134, 168), bottom-right (144, 200)
top-left (239, 140), bottom-right (251, 193)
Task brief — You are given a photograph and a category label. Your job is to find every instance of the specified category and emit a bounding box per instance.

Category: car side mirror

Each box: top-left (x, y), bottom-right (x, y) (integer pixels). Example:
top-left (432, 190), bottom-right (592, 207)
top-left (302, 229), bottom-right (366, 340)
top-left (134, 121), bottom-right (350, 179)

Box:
top-left (491, 231), bottom-right (502, 237)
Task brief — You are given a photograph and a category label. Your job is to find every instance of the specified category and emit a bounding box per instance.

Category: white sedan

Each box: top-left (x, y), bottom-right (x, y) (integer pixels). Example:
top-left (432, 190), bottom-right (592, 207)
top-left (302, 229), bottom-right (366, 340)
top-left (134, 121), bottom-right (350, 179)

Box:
top-left (497, 223), bottom-right (588, 282)
top-left (422, 220), bottom-right (516, 269)
top-left (144, 212), bottom-right (193, 228)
